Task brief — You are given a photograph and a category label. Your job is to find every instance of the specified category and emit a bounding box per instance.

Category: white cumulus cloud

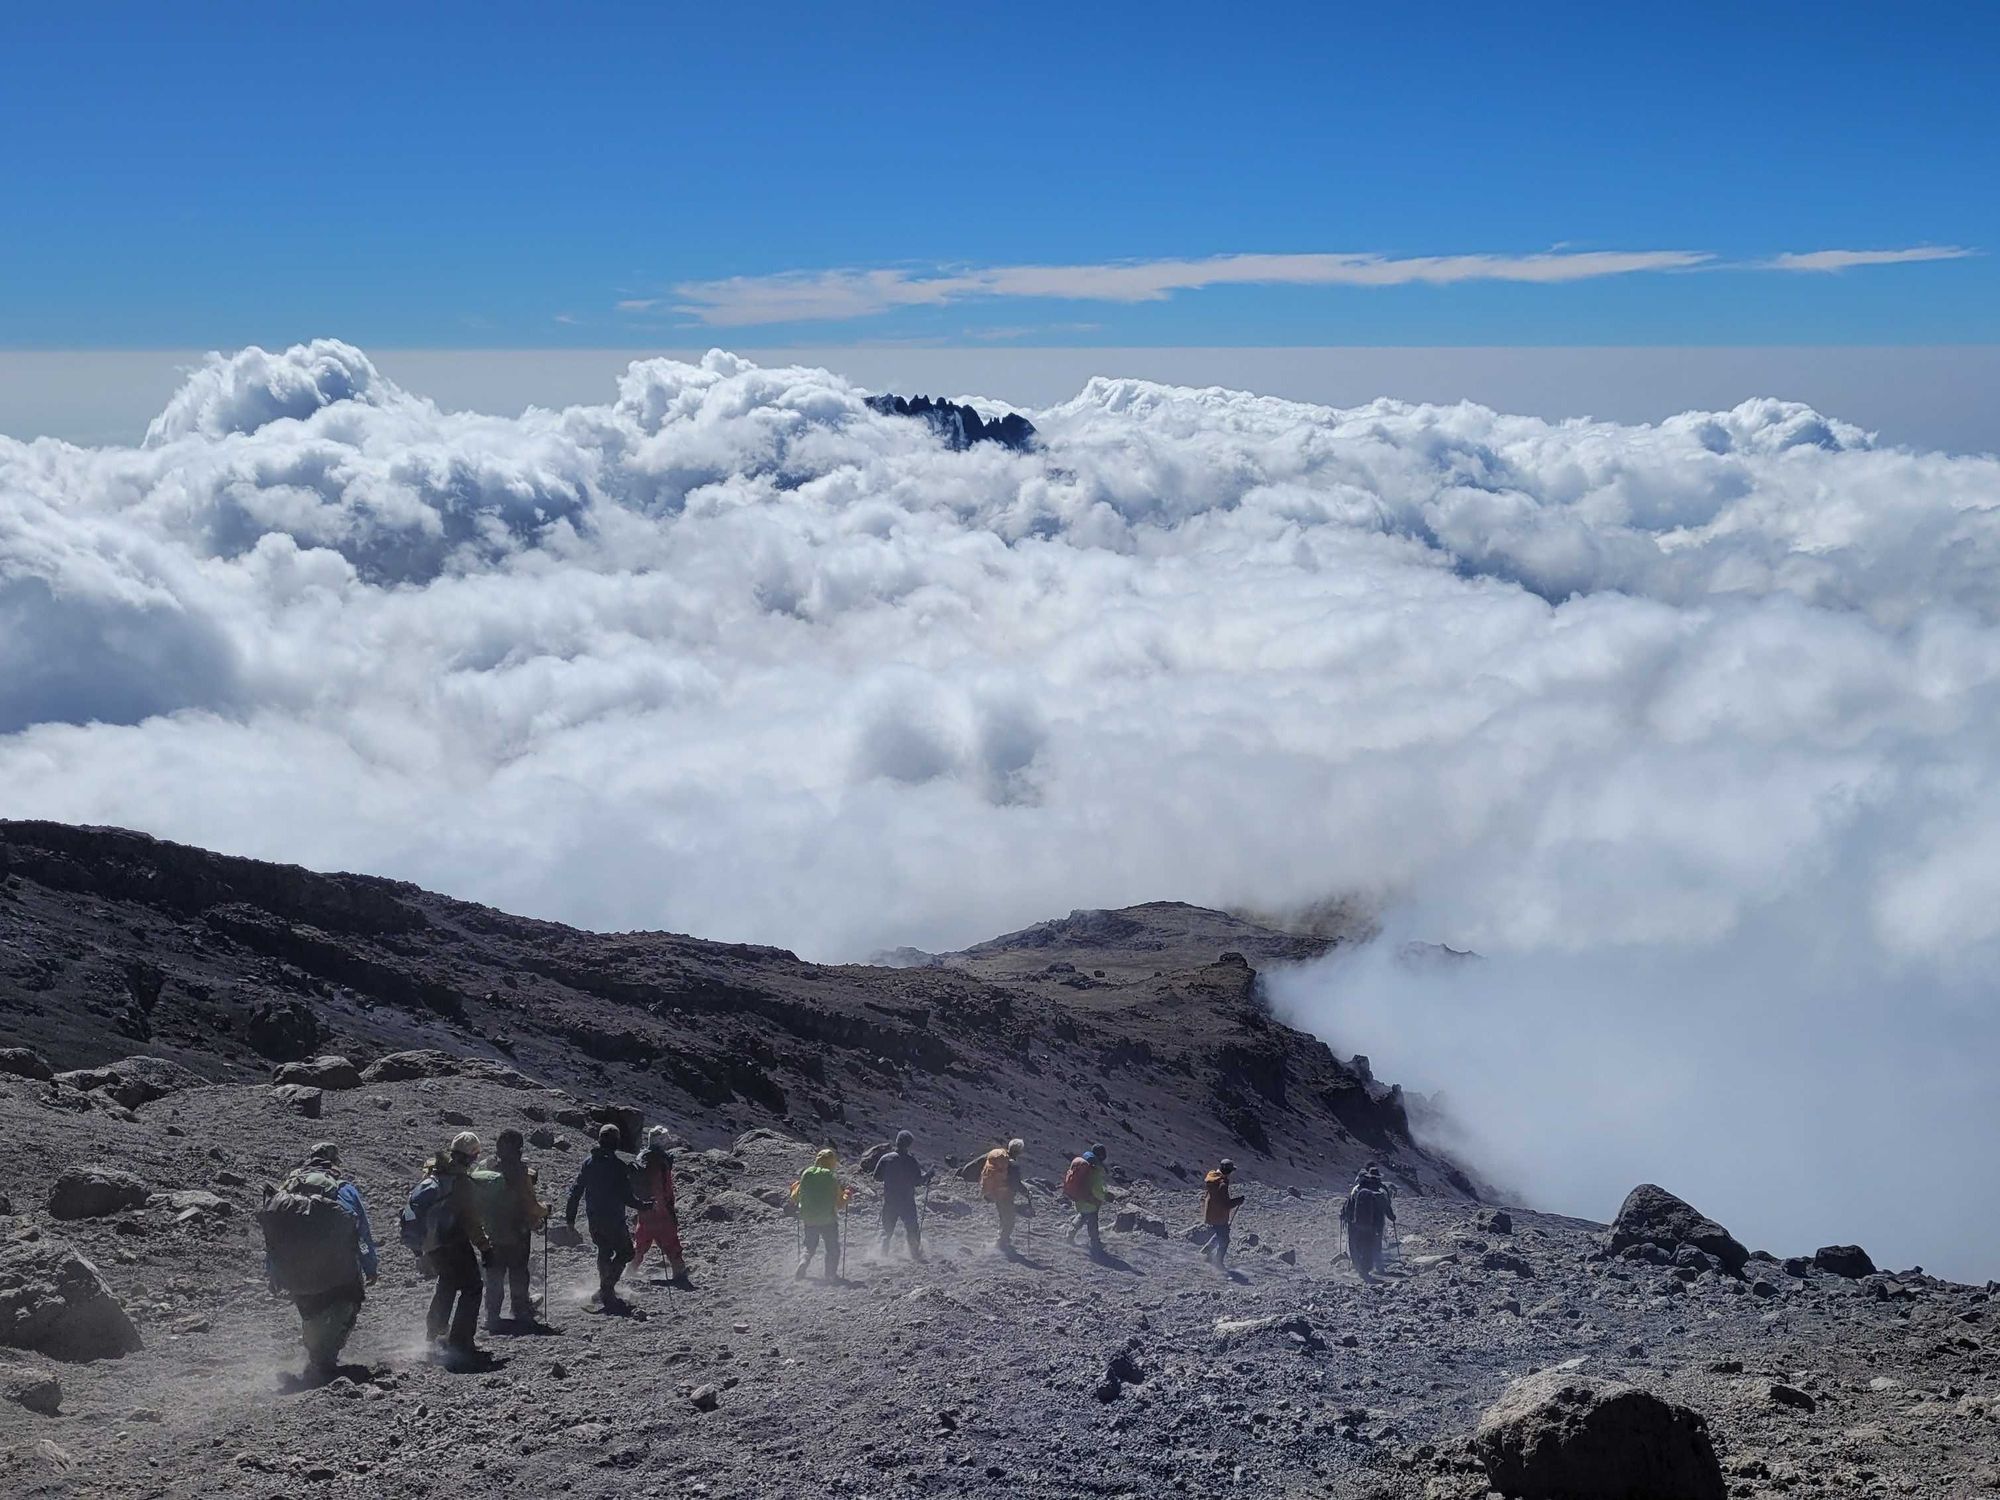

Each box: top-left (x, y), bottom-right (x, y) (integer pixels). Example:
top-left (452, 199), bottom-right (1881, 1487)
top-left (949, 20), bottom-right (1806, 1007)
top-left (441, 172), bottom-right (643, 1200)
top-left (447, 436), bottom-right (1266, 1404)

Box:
top-left (3, 341), bottom-right (1999, 1277)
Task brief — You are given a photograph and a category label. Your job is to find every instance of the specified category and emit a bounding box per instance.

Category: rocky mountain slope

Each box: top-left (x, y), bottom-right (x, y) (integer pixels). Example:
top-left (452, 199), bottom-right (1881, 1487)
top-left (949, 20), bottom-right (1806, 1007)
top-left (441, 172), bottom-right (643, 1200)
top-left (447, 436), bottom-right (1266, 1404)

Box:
top-left (1, 821), bottom-right (1995, 1498)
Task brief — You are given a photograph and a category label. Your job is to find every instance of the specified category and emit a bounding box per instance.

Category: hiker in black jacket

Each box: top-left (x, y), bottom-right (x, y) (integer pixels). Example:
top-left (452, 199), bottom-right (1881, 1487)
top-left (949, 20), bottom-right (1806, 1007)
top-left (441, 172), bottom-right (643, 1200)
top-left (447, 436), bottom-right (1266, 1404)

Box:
top-left (566, 1124), bottom-right (652, 1311)
top-left (872, 1129), bottom-right (934, 1262)
top-left (1340, 1165), bottom-right (1397, 1280)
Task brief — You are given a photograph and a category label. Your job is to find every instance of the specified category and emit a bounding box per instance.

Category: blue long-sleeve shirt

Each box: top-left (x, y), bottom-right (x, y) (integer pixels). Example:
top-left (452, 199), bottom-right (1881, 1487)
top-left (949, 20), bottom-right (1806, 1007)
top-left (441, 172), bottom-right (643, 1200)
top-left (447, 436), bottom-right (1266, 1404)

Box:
top-left (337, 1181), bottom-right (380, 1280)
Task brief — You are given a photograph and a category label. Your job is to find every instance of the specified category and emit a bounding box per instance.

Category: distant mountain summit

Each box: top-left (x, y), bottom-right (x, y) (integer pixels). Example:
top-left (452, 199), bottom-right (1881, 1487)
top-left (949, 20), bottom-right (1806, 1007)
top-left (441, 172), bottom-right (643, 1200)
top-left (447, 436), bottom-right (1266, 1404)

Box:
top-left (866, 393), bottom-right (1037, 451)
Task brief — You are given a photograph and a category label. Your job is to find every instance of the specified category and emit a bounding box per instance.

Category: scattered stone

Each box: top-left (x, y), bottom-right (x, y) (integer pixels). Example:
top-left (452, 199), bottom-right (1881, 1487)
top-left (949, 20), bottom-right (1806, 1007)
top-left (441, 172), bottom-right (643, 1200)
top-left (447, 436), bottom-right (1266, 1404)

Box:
top-left (1763, 1381), bottom-right (1816, 1412)
top-left (0, 1238), bottom-right (143, 1361)
top-left (0, 1353), bottom-right (62, 1415)
top-left (528, 1125), bottom-right (558, 1148)
top-left (1813, 1244), bottom-right (1876, 1279)
top-left (1472, 1370), bottom-right (1725, 1500)
top-left (47, 1166), bottom-right (149, 1220)
top-left (272, 1056), bottom-right (361, 1091)
top-left (1606, 1184), bottom-right (1748, 1275)
top-left (699, 1191), bottom-right (773, 1223)
top-left (1277, 1248), bottom-right (1297, 1265)
top-left (54, 1056), bottom-right (205, 1108)
top-left (690, 1384), bottom-right (721, 1412)
top-left (1481, 1249), bottom-right (1535, 1278)
top-left (270, 1083), bottom-right (323, 1118)
top-left (1750, 1279), bottom-right (1778, 1299)
top-left (1475, 1208), bottom-right (1514, 1236)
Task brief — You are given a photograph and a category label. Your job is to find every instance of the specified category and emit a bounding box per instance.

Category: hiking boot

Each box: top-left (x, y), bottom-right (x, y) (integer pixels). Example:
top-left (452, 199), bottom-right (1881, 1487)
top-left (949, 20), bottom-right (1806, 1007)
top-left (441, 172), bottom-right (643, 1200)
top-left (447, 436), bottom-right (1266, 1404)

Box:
top-left (667, 1270), bottom-right (695, 1290)
top-left (793, 1262), bottom-right (810, 1280)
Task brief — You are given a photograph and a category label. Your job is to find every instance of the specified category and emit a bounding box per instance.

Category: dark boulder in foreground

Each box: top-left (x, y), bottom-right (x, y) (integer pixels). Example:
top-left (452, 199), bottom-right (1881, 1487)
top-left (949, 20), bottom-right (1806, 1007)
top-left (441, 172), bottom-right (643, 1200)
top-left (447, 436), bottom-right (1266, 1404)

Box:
top-left (1473, 1370), bottom-right (1725, 1500)
top-left (47, 1167), bottom-right (150, 1221)
top-left (1606, 1184), bottom-right (1748, 1275)
top-left (0, 1240), bottom-right (142, 1362)
top-left (866, 393), bottom-right (1036, 452)
top-left (1813, 1243), bottom-right (1876, 1278)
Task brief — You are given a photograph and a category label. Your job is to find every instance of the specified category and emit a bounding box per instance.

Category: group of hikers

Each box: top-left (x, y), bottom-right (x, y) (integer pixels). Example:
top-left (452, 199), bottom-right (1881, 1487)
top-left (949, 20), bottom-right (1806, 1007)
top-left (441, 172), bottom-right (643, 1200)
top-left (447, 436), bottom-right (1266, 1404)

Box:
top-left (257, 1122), bottom-right (1400, 1379)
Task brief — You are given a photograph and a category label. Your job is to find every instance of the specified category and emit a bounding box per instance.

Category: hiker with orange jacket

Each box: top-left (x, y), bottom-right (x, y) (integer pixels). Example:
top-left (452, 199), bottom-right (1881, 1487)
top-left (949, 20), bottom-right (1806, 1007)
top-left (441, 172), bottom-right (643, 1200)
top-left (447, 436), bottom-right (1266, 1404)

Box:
top-left (1063, 1145), bottom-right (1110, 1255)
top-left (632, 1128), bottom-right (693, 1288)
top-left (975, 1138), bottom-right (1031, 1254)
top-left (1201, 1158), bottom-right (1245, 1267)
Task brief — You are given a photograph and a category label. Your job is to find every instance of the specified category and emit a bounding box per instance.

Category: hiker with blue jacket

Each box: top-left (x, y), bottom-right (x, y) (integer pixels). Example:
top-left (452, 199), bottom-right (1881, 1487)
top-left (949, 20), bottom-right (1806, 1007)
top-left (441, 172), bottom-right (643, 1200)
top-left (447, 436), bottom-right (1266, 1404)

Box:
top-left (258, 1140), bottom-right (378, 1380)
top-left (566, 1123), bottom-right (652, 1311)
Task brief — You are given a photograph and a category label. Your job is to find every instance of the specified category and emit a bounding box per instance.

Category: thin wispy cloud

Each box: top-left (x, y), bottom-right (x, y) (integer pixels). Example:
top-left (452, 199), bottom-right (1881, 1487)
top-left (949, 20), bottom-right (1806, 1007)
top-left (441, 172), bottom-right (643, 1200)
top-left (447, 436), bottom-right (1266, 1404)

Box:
top-left (1764, 245), bottom-right (1976, 272)
top-left (640, 245), bottom-right (1974, 326)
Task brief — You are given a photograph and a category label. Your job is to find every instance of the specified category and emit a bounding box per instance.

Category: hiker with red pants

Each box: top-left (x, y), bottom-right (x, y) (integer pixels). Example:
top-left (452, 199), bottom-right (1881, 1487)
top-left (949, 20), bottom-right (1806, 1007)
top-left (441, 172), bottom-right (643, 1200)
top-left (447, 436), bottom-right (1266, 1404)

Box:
top-left (632, 1127), bottom-right (693, 1288)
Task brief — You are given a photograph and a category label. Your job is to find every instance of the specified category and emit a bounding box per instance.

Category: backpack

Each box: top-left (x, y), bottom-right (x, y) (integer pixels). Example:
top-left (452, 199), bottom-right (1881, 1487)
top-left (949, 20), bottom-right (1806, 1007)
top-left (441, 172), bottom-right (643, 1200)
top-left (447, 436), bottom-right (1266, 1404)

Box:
top-left (399, 1172), bottom-right (456, 1261)
top-left (979, 1148), bottom-right (1012, 1203)
top-left (1061, 1156), bottom-right (1092, 1202)
top-left (1350, 1185), bottom-right (1387, 1232)
top-left (258, 1168), bottom-right (359, 1297)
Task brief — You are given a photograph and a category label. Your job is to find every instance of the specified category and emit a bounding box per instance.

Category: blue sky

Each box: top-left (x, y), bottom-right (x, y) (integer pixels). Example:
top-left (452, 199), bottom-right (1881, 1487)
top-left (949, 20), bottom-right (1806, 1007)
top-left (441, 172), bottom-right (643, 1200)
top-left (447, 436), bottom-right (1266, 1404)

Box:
top-left (1, 1), bottom-right (1993, 348)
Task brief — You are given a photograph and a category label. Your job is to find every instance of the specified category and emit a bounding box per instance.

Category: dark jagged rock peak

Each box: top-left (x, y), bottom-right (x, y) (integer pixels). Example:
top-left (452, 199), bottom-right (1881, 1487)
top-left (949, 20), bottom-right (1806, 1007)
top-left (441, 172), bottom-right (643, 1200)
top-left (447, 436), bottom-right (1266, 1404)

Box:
top-left (865, 393), bottom-right (1037, 452)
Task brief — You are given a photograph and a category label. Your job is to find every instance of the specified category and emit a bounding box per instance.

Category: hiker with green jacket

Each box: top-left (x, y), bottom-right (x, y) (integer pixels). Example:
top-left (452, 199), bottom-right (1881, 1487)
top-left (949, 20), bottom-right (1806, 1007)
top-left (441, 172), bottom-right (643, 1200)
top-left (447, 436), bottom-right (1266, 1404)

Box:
top-left (472, 1127), bottom-right (547, 1330)
top-left (791, 1148), bottom-right (850, 1282)
top-left (1064, 1144), bottom-right (1110, 1254)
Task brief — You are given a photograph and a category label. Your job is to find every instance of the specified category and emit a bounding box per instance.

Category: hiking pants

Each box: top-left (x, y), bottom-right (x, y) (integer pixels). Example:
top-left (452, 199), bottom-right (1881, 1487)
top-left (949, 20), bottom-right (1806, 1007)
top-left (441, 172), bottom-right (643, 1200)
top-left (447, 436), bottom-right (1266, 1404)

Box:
top-left (880, 1199), bottom-right (921, 1256)
top-left (591, 1223), bottom-right (635, 1296)
top-left (482, 1240), bottom-right (532, 1325)
top-left (295, 1283), bottom-right (362, 1370)
top-left (633, 1211), bottom-right (684, 1271)
top-left (1070, 1207), bottom-right (1103, 1251)
top-left (995, 1197), bottom-right (1018, 1248)
top-left (427, 1243), bottom-right (482, 1350)
top-left (1206, 1223), bottom-right (1232, 1265)
top-left (1348, 1225), bottom-right (1383, 1277)
top-left (800, 1222), bottom-right (840, 1279)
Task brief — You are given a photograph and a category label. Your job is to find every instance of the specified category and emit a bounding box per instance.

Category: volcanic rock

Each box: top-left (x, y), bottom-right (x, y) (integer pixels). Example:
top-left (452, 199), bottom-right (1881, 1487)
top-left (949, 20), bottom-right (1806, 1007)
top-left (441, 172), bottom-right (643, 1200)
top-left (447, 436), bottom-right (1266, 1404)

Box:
top-left (0, 1047), bottom-right (56, 1082)
top-left (48, 1166), bottom-right (150, 1220)
top-left (0, 1352), bottom-right (62, 1415)
top-left (54, 1056), bottom-right (204, 1109)
top-left (0, 1239), bottom-right (143, 1361)
top-left (270, 1083), bottom-right (323, 1118)
top-left (1475, 1208), bottom-right (1515, 1236)
top-left (1472, 1370), bottom-right (1725, 1500)
top-left (272, 1055), bottom-right (361, 1090)
top-left (865, 393), bottom-right (1036, 452)
top-left (1606, 1184), bottom-right (1748, 1275)
top-left (1813, 1243), bottom-right (1876, 1278)
top-left (244, 999), bottom-right (323, 1062)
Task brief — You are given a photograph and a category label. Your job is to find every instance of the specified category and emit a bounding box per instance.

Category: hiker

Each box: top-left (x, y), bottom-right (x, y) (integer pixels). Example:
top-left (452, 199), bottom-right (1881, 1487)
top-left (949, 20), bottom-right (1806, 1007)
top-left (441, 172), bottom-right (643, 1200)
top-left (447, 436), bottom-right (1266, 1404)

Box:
top-left (979, 1138), bottom-right (1031, 1253)
top-left (872, 1129), bottom-right (933, 1262)
top-left (1063, 1144), bottom-right (1110, 1254)
top-left (791, 1147), bottom-right (850, 1281)
top-left (565, 1123), bottom-right (652, 1311)
top-left (406, 1132), bottom-right (488, 1366)
top-left (472, 1127), bottom-right (547, 1330)
top-left (1340, 1164), bottom-right (1397, 1279)
top-left (632, 1127), bottom-right (692, 1287)
top-left (1200, 1158), bottom-right (1245, 1267)
top-left (259, 1141), bottom-right (378, 1380)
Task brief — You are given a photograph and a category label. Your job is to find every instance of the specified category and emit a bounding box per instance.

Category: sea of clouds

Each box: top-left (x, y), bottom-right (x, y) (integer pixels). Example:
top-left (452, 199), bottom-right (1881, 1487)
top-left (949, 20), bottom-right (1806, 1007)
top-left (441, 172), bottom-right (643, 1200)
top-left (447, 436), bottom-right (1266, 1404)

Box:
top-left (4, 341), bottom-right (1997, 1275)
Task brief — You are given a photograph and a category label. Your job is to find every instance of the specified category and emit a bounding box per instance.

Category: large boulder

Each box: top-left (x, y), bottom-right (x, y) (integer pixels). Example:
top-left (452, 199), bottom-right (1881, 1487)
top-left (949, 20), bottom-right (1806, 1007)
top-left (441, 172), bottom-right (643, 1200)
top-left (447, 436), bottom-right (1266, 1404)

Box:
top-left (55, 1056), bottom-right (205, 1109)
top-left (273, 1056), bottom-right (362, 1091)
top-left (270, 1083), bottom-right (323, 1118)
top-left (1473, 1371), bottom-right (1725, 1500)
top-left (47, 1167), bottom-right (149, 1220)
top-left (1813, 1244), bottom-right (1876, 1278)
top-left (0, 1048), bottom-right (55, 1083)
top-left (0, 1239), bottom-right (143, 1361)
top-left (1605, 1184), bottom-right (1748, 1275)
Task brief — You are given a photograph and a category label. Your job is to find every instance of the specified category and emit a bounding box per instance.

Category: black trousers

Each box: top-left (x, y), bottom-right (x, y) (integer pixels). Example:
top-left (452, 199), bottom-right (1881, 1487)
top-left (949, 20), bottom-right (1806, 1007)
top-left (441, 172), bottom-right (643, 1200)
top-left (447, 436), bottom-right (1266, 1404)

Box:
top-left (591, 1223), bottom-right (635, 1294)
top-left (880, 1199), bottom-right (921, 1254)
top-left (426, 1242), bottom-right (481, 1349)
